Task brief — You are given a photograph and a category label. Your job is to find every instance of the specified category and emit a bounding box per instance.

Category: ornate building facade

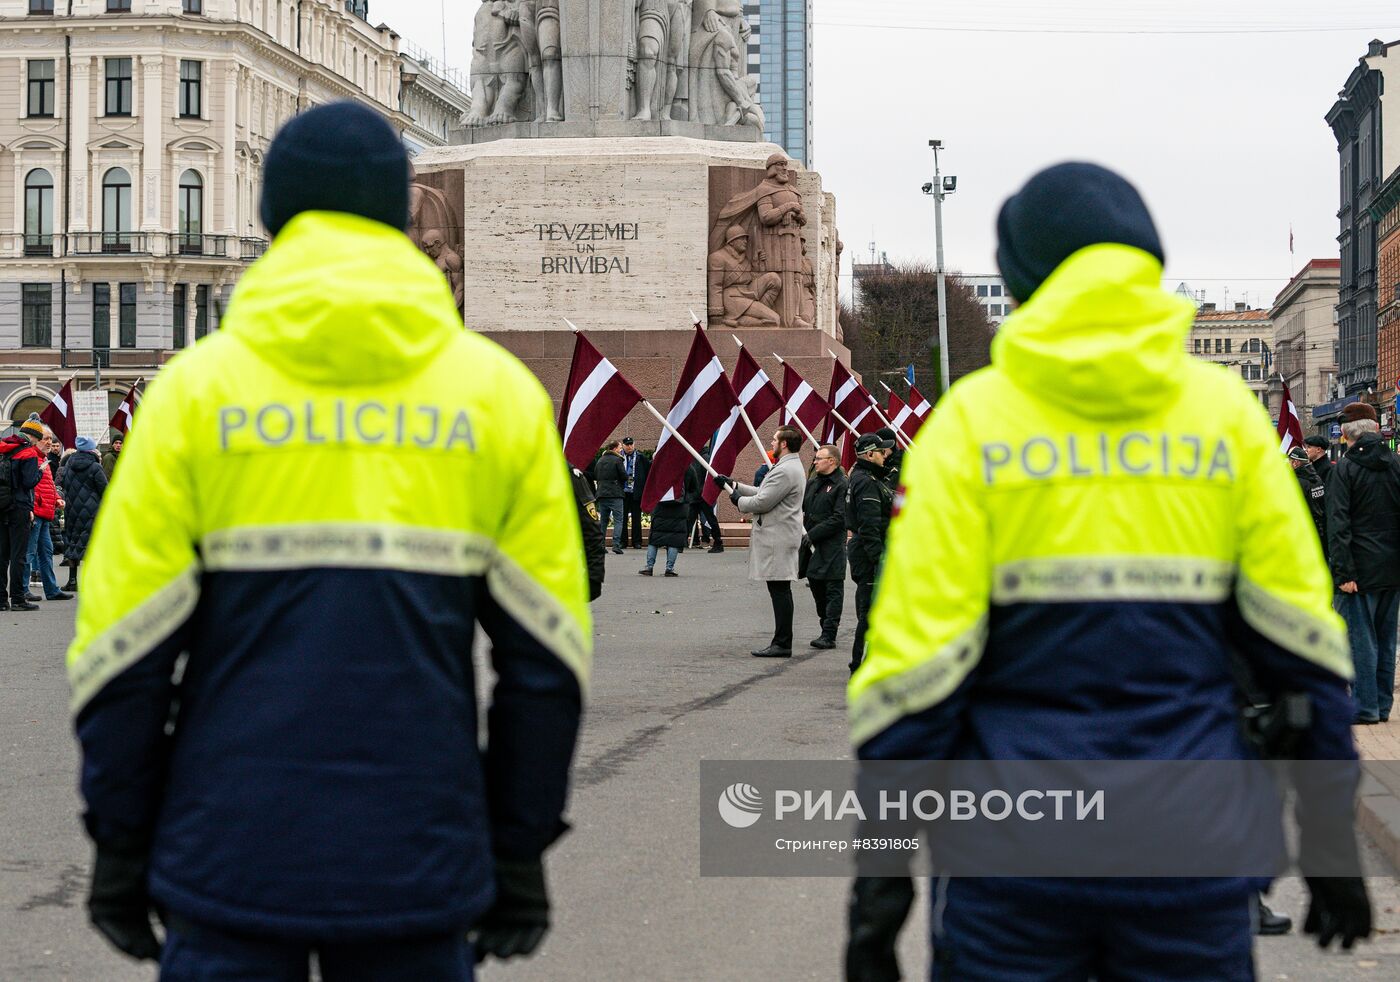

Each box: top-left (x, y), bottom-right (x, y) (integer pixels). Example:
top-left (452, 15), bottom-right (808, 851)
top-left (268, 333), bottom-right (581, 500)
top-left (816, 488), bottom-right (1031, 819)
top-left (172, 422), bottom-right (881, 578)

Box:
top-left (0, 0), bottom-right (446, 428)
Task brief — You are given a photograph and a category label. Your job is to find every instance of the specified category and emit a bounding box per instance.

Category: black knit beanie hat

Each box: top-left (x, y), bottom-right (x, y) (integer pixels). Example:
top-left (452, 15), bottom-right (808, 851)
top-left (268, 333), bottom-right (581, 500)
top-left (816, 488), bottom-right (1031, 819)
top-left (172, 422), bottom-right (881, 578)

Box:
top-left (260, 101), bottom-right (410, 238)
top-left (996, 162), bottom-right (1165, 304)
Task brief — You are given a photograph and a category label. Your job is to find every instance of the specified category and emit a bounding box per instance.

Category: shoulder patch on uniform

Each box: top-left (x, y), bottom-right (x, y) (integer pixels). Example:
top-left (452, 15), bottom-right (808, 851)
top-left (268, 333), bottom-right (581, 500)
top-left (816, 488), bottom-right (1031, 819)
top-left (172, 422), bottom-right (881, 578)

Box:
top-left (585, 502), bottom-right (599, 521)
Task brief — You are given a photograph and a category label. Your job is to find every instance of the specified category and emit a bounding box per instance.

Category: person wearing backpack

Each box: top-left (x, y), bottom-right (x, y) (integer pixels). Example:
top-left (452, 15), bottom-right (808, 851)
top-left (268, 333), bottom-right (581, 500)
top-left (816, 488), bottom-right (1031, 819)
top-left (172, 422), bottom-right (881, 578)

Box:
top-left (0, 418), bottom-right (45, 611)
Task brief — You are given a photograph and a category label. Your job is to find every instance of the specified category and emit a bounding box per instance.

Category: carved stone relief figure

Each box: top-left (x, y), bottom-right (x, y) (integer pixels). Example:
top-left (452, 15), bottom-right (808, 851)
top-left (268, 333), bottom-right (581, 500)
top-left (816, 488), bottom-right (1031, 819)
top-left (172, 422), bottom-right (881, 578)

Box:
top-left (688, 0), bottom-right (760, 130)
top-left (710, 154), bottom-right (808, 328)
top-left (708, 226), bottom-right (782, 328)
top-left (632, 0), bottom-right (692, 121)
top-left (525, 0), bottom-right (563, 122)
top-left (799, 241), bottom-right (817, 332)
top-left (422, 229), bottom-right (465, 311)
top-left (464, 0), bottom-right (532, 127)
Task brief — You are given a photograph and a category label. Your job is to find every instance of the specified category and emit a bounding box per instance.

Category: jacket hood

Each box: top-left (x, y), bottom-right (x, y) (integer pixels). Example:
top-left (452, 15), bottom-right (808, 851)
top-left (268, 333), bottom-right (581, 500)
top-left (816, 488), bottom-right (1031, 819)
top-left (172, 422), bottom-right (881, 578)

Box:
top-left (992, 244), bottom-right (1197, 420)
top-left (1346, 432), bottom-right (1395, 471)
top-left (221, 212), bottom-right (461, 386)
top-left (1, 434), bottom-right (36, 456)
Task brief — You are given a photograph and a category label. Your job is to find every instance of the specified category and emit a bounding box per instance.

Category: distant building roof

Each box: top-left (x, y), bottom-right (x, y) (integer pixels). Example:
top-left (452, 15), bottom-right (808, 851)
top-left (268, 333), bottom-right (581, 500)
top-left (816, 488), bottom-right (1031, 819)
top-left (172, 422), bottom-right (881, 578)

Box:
top-left (1195, 308), bottom-right (1271, 322)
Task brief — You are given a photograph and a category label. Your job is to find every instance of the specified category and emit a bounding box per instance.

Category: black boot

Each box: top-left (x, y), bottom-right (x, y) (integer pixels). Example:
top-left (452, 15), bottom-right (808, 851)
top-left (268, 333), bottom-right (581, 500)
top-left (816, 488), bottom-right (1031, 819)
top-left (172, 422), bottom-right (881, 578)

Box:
top-left (62, 562), bottom-right (78, 593)
top-left (809, 635), bottom-right (837, 650)
top-left (1256, 897), bottom-right (1291, 936)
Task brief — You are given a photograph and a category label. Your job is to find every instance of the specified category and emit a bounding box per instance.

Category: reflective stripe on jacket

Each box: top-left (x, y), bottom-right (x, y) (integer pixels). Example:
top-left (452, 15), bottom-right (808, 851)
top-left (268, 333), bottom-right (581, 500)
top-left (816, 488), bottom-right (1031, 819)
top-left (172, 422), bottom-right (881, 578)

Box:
top-left (68, 211), bottom-right (592, 941)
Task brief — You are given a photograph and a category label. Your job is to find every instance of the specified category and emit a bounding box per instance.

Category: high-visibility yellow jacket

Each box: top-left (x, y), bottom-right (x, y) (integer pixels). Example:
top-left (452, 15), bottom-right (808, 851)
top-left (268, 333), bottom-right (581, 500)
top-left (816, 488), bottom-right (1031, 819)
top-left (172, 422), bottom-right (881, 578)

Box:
top-left (848, 245), bottom-right (1355, 898)
top-left (68, 212), bottom-right (592, 940)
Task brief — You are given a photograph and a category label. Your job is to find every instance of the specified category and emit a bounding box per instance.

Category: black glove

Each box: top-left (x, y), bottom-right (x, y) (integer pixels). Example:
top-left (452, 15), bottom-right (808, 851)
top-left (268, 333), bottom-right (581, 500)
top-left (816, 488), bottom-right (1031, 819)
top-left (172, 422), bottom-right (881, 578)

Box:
top-left (473, 859), bottom-right (550, 963)
top-left (712, 474), bottom-right (733, 492)
top-left (801, 535), bottom-right (811, 552)
top-left (87, 844), bottom-right (162, 962)
top-left (1303, 877), bottom-right (1372, 950)
top-left (845, 876), bottom-right (914, 982)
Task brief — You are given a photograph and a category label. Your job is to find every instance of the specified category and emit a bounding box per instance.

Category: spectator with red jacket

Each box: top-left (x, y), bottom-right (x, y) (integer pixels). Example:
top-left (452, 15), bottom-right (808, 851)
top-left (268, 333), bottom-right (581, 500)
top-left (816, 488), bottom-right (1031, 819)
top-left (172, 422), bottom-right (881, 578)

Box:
top-left (24, 424), bottom-right (71, 603)
top-left (0, 417), bottom-right (44, 611)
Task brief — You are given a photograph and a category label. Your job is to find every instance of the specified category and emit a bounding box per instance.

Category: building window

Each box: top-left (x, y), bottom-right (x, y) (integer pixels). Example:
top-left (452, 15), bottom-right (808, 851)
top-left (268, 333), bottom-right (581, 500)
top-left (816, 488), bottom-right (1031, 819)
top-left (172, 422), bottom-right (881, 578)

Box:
top-left (1240, 364), bottom-right (1250, 380)
top-left (179, 60), bottom-right (202, 117)
top-left (107, 0), bottom-right (131, 11)
top-left (102, 167), bottom-right (133, 250)
top-left (119, 283), bottom-right (137, 348)
top-left (976, 285), bottom-right (989, 298)
top-left (195, 285), bottom-right (210, 340)
top-left (1225, 339), bottom-right (1232, 354)
top-left (1193, 338), bottom-right (1201, 353)
top-left (990, 284), bottom-right (1003, 297)
top-left (93, 284), bottom-right (111, 350)
top-left (1215, 339), bottom-right (1222, 354)
top-left (22, 285), bottom-right (52, 347)
top-left (183, 0), bottom-right (203, 12)
top-left (178, 170), bottom-right (203, 252)
top-left (105, 58), bottom-right (133, 116)
top-left (24, 169), bottom-right (54, 255)
top-left (29, 0), bottom-right (55, 13)
top-left (173, 284), bottom-right (188, 349)
top-left (28, 60), bottom-right (55, 117)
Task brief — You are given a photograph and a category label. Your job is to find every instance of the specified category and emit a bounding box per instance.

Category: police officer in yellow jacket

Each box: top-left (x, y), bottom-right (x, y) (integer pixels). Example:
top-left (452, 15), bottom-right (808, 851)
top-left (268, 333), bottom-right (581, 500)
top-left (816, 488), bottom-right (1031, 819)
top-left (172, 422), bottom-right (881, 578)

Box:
top-left (847, 163), bottom-right (1371, 980)
top-left (69, 103), bottom-right (591, 980)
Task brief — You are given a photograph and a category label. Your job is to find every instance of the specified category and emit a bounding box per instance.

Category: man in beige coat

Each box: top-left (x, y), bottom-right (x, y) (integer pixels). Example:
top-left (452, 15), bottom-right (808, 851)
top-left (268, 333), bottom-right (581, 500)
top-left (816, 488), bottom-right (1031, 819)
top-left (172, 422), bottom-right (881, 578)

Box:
top-left (714, 426), bottom-right (806, 657)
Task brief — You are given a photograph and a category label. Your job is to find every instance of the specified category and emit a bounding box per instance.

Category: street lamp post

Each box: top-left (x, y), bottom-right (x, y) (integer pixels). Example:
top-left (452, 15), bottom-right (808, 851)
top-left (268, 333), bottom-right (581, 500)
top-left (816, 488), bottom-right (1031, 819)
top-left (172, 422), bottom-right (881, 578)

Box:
top-left (922, 141), bottom-right (956, 396)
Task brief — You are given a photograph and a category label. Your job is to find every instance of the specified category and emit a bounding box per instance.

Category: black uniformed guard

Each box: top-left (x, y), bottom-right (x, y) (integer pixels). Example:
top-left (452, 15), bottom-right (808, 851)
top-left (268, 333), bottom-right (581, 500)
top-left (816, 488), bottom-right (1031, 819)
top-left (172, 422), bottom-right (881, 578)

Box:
top-left (846, 432), bottom-right (896, 674)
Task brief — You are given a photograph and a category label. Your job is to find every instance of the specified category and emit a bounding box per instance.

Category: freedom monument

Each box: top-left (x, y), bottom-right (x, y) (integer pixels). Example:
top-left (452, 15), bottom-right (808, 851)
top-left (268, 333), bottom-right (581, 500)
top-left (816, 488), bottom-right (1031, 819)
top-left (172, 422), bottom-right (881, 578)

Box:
top-left (410, 1), bottom-right (847, 443)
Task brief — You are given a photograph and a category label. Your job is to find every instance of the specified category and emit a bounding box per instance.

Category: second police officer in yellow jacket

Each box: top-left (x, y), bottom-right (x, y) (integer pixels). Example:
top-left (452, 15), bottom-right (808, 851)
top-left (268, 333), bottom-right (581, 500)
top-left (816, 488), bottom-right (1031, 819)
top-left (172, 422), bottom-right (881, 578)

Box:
top-left (848, 163), bottom-right (1372, 980)
top-left (68, 103), bottom-right (591, 980)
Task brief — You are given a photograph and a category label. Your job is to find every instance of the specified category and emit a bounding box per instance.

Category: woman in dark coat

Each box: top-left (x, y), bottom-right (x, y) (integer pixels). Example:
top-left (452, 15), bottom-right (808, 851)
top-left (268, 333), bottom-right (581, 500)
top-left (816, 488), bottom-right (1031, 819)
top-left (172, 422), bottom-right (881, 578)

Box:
top-left (58, 437), bottom-right (108, 591)
top-left (640, 500), bottom-right (689, 577)
top-left (802, 445), bottom-right (848, 649)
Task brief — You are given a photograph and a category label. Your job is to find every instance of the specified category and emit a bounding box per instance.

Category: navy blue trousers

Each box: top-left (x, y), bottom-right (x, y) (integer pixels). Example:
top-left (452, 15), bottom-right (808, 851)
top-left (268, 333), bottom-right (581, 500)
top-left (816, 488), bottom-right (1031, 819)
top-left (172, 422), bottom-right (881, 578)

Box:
top-left (930, 879), bottom-right (1254, 981)
top-left (160, 921), bottom-right (475, 982)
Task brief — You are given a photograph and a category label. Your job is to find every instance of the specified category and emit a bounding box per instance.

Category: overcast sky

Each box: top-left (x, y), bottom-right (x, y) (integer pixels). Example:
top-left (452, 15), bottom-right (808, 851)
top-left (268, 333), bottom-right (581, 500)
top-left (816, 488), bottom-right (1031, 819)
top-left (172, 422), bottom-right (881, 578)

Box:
top-left (385, 0), bottom-right (1400, 308)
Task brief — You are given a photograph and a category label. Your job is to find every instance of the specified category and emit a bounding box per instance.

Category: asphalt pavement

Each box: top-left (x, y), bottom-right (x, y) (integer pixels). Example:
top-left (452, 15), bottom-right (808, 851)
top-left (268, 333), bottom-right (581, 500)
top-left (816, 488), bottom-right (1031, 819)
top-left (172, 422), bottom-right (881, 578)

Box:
top-left (3, 549), bottom-right (1399, 980)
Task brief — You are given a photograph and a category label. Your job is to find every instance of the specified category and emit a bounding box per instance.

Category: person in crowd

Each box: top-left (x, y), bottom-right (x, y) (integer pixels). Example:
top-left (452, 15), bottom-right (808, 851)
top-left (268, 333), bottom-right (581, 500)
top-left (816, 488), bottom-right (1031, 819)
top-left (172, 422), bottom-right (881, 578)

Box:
top-left (1290, 445), bottom-right (1327, 554)
top-left (714, 427), bottom-right (806, 658)
top-left (847, 162), bottom-right (1368, 979)
top-left (0, 417), bottom-right (44, 611)
top-left (754, 452), bottom-right (773, 486)
top-left (594, 440), bottom-right (627, 555)
top-left (1326, 404), bottom-right (1400, 725)
top-left (875, 427), bottom-right (904, 489)
top-left (640, 499), bottom-right (688, 577)
top-left (802, 444), bottom-right (847, 650)
top-left (58, 436), bottom-right (108, 594)
top-left (25, 426), bottom-right (71, 603)
top-left (1305, 435), bottom-right (1334, 485)
top-left (101, 437), bottom-right (122, 479)
top-left (846, 433), bottom-right (895, 674)
top-left (685, 454), bottom-right (723, 551)
top-left (620, 437), bottom-right (651, 549)
top-left (69, 102), bottom-right (592, 979)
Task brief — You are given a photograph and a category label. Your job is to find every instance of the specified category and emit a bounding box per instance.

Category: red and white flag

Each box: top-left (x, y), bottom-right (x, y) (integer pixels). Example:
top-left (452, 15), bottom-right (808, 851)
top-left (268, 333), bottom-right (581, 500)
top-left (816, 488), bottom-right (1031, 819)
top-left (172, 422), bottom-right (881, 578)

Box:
top-left (558, 332), bottom-right (645, 471)
top-left (40, 377), bottom-right (77, 449)
top-left (109, 379), bottom-right (143, 436)
top-left (781, 363), bottom-right (830, 445)
top-left (705, 344), bottom-right (784, 505)
top-left (1277, 377), bottom-right (1304, 454)
top-left (887, 390), bottom-right (920, 441)
top-left (825, 361), bottom-right (883, 469)
top-left (908, 385), bottom-right (933, 425)
top-left (641, 328), bottom-right (740, 510)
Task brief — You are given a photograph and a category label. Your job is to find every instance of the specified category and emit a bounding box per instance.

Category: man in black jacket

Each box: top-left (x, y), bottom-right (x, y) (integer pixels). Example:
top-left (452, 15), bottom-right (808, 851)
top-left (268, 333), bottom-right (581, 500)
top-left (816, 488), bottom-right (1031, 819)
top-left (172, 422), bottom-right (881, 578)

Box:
top-left (803, 445), bottom-right (847, 650)
top-left (685, 456), bottom-right (723, 552)
top-left (1326, 410), bottom-right (1400, 724)
top-left (619, 437), bottom-right (651, 549)
top-left (572, 467), bottom-right (607, 600)
top-left (594, 441), bottom-right (627, 555)
top-left (1305, 435), bottom-right (1334, 485)
top-left (0, 419), bottom-right (44, 611)
top-left (846, 433), bottom-right (895, 674)
top-left (1289, 446), bottom-right (1327, 553)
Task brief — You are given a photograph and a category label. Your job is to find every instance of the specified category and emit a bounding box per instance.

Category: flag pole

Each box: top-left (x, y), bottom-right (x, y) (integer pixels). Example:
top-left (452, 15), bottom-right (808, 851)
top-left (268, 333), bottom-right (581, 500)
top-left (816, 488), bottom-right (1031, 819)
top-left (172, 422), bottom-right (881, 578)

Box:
top-left (769, 352), bottom-right (822, 449)
top-left (727, 334), bottom-right (778, 460)
top-left (829, 349), bottom-right (910, 449)
top-left (642, 400), bottom-right (719, 479)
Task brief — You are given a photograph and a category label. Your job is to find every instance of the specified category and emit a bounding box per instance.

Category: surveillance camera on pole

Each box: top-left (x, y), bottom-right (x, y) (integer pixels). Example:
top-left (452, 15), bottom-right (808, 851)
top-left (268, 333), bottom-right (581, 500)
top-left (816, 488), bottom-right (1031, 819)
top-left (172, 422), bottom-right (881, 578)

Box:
top-left (922, 141), bottom-right (956, 396)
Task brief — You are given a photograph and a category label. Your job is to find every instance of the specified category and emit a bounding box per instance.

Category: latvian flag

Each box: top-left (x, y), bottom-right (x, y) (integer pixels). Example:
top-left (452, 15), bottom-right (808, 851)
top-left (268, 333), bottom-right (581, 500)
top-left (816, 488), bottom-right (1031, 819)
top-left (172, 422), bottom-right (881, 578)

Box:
top-left (826, 360), bottom-right (882, 468)
top-left (641, 327), bottom-right (740, 510)
top-left (705, 344), bottom-right (784, 506)
top-left (1277, 377), bottom-right (1304, 454)
top-left (110, 380), bottom-right (143, 436)
top-left (40, 377), bottom-right (78, 449)
top-left (781, 363), bottom-right (830, 444)
top-left (558, 332), bottom-right (645, 470)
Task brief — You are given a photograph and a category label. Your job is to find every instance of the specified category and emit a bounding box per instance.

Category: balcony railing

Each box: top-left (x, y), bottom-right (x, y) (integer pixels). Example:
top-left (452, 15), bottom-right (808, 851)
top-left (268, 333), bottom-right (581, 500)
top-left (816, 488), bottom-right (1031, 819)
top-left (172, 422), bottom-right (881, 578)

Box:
top-left (168, 233), bottom-right (230, 257)
top-left (67, 232), bottom-right (152, 256)
top-left (239, 237), bottom-right (270, 261)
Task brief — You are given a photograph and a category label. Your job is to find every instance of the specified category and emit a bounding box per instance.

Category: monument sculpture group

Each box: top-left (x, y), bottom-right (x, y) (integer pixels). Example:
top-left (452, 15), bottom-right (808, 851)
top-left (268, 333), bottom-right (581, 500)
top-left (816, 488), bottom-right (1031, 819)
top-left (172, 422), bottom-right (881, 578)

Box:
top-left (465, 0), bottom-right (764, 131)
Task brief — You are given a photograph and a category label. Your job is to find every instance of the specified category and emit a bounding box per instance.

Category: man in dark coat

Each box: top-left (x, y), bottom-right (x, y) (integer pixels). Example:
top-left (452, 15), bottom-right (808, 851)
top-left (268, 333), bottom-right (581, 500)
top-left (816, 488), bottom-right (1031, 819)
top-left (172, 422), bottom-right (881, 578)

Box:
top-left (619, 437), bottom-right (651, 549)
top-left (58, 437), bottom-right (109, 593)
top-left (572, 467), bottom-right (606, 601)
top-left (593, 441), bottom-right (627, 555)
top-left (101, 437), bottom-right (122, 479)
top-left (845, 433), bottom-right (895, 674)
top-left (685, 456), bottom-right (723, 551)
top-left (1289, 446), bottom-right (1327, 555)
top-left (1326, 409), bottom-right (1400, 724)
top-left (1305, 435), bottom-right (1334, 485)
top-left (803, 444), bottom-right (847, 650)
top-left (0, 419), bottom-right (44, 611)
